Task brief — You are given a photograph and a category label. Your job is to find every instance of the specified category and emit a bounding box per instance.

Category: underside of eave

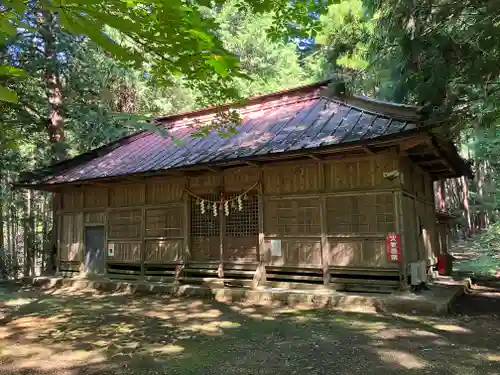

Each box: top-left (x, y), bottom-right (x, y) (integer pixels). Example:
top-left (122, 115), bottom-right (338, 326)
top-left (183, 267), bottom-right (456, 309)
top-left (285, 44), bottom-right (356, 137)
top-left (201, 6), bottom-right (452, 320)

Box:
top-left (407, 135), bottom-right (472, 180)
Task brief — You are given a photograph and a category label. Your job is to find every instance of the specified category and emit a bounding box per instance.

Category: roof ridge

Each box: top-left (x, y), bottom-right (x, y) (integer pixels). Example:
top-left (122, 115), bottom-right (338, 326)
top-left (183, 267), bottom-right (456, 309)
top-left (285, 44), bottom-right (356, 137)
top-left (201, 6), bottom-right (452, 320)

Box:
top-left (319, 88), bottom-right (423, 122)
top-left (164, 93), bottom-right (321, 130)
top-left (154, 79), bottom-right (334, 123)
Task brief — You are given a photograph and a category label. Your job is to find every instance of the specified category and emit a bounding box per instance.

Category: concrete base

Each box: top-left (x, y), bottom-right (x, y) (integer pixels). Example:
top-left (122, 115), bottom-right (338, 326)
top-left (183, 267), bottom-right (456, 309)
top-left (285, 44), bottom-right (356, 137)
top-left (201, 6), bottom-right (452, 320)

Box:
top-left (29, 276), bottom-right (471, 315)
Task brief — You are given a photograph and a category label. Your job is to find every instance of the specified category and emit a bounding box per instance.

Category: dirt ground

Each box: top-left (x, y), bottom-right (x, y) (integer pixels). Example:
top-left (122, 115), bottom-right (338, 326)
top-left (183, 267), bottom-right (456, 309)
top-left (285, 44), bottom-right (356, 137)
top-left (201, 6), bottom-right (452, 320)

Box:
top-left (0, 282), bottom-right (498, 375)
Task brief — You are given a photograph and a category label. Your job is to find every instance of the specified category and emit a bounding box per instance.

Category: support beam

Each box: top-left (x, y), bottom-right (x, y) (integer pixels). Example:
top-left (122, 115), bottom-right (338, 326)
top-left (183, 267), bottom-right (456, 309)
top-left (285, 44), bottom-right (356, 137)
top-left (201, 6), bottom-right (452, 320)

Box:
top-left (254, 178), bottom-right (267, 288)
top-left (207, 166), bottom-right (221, 173)
top-left (246, 160), bottom-right (260, 167)
top-left (140, 206), bottom-right (146, 279)
top-left (308, 154), bottom-right (323, 161)
top-left (320, 196), bottom-right (330, 286)
top-left (430, 168), bottom-right (453, 173)
top-left (318, 162), bottom-right (330, 286)
top-left (55, 212), bottom-right (61, 275)
top-left (394, 191), bottom-right (408, 290)
top-left (219, 184), bottom-right (225, 279)
top-left (182, 180), bottom-right (191, 278)
top-left (399, 135), bottom-right (432, 153)
top-left (417, 159), bottom-right (443, 166)
top-left (362, 146), bottom-right (376, 155)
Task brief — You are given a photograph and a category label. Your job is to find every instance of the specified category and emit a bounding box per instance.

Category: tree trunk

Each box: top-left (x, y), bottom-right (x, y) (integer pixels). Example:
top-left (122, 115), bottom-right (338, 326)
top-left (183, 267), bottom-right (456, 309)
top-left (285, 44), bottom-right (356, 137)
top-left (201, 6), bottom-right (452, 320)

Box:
top-left (42, 193), bottom-right (50, 273)
top-left (0, 171), bottom-right (5, 279)
top-left (10, 203), bottom-right (18, 279)
top-left (461, 176), bottom-right (472, 238)
top-left (23, 189), bottom-right (35, 277)
top-left (6, 188), bottom-right (11, 279)
top-left (38, 11), bottom-right (66, 162)
top-left (437, 179), bottom-right (446, 211)
top-left (38, 11), bottom-right (66, 274)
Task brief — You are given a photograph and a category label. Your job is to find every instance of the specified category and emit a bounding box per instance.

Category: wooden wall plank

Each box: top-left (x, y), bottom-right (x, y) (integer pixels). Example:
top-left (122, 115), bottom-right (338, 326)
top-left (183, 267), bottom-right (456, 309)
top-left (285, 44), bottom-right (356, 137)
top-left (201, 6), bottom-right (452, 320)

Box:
top-left (262, 238), bottom-right (322, 267)
top-left (263, 162), bottom-right (320, 194)
top-left (61, 189), bottom-right (84, 210)
top-left (109, 183), bottom-right (145, 207)
top-left (59, 213), bottom-right (83, 262)
top-left (84, 186), bottom-right (108, 208)
top-left (223, 166), bottom-right (260, 192)
top-left (108, 241), bottom-right (142, 262)
top-left (144, 240), bottom-right (183, 263)
top-left (145, 178), bottom-right (183, 204)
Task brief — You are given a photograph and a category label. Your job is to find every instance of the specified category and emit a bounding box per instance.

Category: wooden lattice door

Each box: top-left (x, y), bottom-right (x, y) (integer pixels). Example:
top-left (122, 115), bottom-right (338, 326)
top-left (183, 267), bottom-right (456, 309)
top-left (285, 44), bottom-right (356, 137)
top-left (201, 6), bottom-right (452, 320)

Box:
top-left (224, 193), bottom-right (259, 264)
top-left (190, 195), bottom-right (220, 262)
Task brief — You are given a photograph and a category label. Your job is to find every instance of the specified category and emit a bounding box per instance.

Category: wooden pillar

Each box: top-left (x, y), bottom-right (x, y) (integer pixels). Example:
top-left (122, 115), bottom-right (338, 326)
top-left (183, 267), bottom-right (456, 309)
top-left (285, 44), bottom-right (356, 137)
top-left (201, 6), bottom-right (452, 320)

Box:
top-left (219, 202), bottom-right (225, 279)
top-left (319, 161), bottom-right (330, 286)
top-left (103, 209), bottom-right (108, 276)
top-left (182, 179), bottom-right (191, 280)
top-left (140, 206), bottom-right (146, 279)
top-left (253, 178), bottom-right (266, 288)
top-left (55, 211), bottom-right (61, 275)
top-left (394, 190), bottom-right (408, 290)
top-left (217, 180), bottom-right (225, 279)
top-left (139, 184), bottom-right (146, 279)
top-left (320, 196), bottom-right (330, 286)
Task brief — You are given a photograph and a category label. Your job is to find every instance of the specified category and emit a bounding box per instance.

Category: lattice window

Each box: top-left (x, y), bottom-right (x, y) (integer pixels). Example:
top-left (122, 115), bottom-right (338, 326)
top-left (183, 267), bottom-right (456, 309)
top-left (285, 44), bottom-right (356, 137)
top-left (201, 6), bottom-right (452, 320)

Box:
top-left (374, 194), bottom-right (395, 233)
top-left (326, 193), bottom-right (395, 234)
top-left (108, 209), bottom-right (142, 239)
top-left (225, 193), bottom-right (258, 236)
top-left (265, 198), bottom-right (321, 235)
top-left (145, 205), bottom-right (183, 238)
top-left (190, 195), bottom-right (220, 236)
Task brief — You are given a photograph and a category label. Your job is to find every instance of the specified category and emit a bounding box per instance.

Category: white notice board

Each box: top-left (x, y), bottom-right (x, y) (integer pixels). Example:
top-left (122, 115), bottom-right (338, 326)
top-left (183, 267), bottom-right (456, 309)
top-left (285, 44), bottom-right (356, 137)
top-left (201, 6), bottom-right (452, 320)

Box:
top-left (270, 239), bottom-right (282, 257)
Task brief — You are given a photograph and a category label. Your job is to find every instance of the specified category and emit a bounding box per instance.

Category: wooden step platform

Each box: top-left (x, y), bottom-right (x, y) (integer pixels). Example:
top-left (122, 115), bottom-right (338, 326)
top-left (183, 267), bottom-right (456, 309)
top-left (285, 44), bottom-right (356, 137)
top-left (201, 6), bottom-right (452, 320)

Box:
top-left (29, 275), bottom-right (470, 315)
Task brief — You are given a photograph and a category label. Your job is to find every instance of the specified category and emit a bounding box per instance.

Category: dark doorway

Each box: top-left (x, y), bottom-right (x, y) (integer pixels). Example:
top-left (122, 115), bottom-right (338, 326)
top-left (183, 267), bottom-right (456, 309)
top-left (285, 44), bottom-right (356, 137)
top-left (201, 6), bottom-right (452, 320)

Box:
top-left (84, 226), bottom-right (105, 274)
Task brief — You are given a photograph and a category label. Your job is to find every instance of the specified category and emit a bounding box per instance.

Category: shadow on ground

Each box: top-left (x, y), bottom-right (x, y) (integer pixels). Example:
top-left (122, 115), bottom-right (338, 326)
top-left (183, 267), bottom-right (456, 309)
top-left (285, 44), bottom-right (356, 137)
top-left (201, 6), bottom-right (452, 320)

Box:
top-left (0, 283), bottom-right (498, 375)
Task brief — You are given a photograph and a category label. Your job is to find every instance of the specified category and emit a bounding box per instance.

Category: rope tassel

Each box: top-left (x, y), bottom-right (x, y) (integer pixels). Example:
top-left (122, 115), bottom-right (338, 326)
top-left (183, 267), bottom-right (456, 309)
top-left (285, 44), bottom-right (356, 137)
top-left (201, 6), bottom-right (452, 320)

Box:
top-left (183, 180), bottom-right (259, 217)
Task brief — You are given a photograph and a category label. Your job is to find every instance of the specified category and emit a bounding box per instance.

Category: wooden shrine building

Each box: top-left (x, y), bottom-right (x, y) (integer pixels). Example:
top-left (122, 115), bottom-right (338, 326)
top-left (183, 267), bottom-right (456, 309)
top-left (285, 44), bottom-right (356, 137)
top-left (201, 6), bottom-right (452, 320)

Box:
top-left (18, 80), bottom-right (472, 291)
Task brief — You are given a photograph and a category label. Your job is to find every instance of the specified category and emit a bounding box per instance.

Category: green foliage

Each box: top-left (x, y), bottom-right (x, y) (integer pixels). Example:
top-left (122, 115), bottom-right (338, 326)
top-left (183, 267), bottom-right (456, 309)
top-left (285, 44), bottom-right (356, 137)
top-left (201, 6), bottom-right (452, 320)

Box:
top-left (306, 0), bottom-right (386, 96)
top-left (0, 0), bottom-right (318, 170)
top-left (0, 86), bottom-right (17, 103)
top-left (210, 0), bottom-right (308, 97)
top-left (0, 0), bottom-right (334, 104)
top-left (365, 0), bottom-right (500, 109)
top-left (316, 0), bottom-right (372, 72)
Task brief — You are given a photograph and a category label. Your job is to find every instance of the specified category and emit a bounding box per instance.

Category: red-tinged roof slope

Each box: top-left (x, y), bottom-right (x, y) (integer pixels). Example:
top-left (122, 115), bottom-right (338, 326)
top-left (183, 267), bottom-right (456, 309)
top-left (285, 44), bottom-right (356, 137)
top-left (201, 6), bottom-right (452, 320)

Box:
top-left (18, 79), bottom-right (472, 188)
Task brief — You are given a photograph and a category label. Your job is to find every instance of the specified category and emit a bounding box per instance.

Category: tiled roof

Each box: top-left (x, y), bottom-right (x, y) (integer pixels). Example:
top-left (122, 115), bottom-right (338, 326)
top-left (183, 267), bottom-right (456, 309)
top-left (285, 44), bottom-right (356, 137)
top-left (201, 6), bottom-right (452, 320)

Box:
top-left (18, 81), bottom-right (459, 186)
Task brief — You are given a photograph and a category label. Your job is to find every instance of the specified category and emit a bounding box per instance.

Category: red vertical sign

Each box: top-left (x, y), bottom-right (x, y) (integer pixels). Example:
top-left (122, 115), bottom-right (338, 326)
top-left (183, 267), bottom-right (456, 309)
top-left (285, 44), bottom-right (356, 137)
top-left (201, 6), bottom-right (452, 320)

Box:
top-left (386, 233), bottom-right (401, 263)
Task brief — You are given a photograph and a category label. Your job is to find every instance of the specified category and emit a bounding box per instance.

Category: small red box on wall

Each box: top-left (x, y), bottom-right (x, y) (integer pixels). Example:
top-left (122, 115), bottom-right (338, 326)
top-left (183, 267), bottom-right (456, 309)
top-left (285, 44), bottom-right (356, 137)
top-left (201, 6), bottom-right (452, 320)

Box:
top-left (386, 233), bottom-right (401, 263)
